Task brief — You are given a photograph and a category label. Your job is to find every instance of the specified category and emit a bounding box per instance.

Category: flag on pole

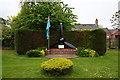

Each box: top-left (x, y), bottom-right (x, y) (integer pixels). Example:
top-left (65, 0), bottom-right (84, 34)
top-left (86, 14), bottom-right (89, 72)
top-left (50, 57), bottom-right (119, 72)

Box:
top-left (46, 16), bottom-right (50, 40)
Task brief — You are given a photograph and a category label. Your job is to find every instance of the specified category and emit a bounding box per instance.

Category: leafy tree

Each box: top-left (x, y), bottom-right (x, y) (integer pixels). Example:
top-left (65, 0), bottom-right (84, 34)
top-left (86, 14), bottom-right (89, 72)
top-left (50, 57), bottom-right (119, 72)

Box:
top-left (0, 17), bottom-right (14, 47)
top-left (0, 17), bottom-right (6, 24)
top-left (74, 23), bottom-right (81, 25)
top-left (0, 17), bottom-right (12, 40)
top-left (10, 1), bottom-right (78, 31)
top-left (110, 10), bottom-right (120, 29)
top-left (1, 24), bottom-right (12, 40)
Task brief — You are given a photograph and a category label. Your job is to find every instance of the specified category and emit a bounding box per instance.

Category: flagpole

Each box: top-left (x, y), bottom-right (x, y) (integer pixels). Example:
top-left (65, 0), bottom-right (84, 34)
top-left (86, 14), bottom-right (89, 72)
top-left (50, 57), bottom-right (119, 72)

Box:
top-left (46, 16), bottom-right (50, 54)
top-left (48, 16), bottom-right (50, 54)
top-left (48, 30), bottom-right (50, 49)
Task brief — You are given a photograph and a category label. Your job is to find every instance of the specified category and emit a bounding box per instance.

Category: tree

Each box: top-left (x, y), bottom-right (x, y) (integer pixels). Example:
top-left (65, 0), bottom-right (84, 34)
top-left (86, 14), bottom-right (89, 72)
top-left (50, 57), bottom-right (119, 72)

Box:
top-left (0, 17), bottom-right (6, 24)
top-left (110, 10), bottom-right (120, 29)
top-left (10, 1), bottom-right (78, 31)
top-left (0, 17), bottom-right (14, 47)
top-left (74, 23), bottom-right (81, 25)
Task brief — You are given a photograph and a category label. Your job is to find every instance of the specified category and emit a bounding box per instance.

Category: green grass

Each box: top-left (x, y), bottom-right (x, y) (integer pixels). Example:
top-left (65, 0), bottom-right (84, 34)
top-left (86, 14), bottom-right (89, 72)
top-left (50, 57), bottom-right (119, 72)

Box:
top-left (2, 49), bottom-right (118, 78)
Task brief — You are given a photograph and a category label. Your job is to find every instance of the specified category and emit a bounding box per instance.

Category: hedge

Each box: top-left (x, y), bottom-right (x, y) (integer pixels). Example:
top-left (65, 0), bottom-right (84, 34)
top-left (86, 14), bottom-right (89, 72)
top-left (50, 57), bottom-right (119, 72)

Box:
top-left (14, 29), bottom-right (106, 55)
top-left (14, 29), bottom-right (47, 54)
top-left (2, 38), bottom-right (14, 47)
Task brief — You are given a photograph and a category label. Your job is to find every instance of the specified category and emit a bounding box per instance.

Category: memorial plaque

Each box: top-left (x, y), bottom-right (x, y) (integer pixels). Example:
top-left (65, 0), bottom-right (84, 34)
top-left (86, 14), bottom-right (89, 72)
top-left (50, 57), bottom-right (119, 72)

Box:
top-left (58, 45), bottom-right (64, 48)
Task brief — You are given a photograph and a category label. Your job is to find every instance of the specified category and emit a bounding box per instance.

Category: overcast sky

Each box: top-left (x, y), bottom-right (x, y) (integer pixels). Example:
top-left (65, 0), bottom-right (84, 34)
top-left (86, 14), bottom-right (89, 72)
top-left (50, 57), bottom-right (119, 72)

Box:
top-left (0, 0), bottom-right (120, 29)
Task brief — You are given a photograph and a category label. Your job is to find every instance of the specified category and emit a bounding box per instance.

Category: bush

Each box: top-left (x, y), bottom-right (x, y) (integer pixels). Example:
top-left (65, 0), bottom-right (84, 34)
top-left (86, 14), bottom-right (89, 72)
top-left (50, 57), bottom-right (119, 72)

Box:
top-left (14, 29), bottom-right (47, 55)
top-left (41, 58), bottom-right (73, 75)
top-left (36, 47), bottom-right (47, 55)
top-left (91, 29), bottom-right (106, 56)
top-left (15, 29), bottom-right (106, 55)
top-left (2, 25), bottom-right (14, 48)
top-left (26, 49), bottom-right (45, 57)
top-left (77, 47), bottom-right (99, 57)
top-left (36, 47), bottom-right (47, 51)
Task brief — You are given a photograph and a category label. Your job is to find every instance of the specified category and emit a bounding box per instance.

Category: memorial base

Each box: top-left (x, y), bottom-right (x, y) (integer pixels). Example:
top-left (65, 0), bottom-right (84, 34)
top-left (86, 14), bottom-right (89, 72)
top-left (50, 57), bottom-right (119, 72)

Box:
top-left (45, 49), bottom-right (77, 55)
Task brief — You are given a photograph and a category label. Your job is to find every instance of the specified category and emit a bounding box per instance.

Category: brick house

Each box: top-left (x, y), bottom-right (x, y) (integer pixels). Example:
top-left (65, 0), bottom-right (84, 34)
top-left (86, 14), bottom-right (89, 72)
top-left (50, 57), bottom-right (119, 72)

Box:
top-left (110, 29), bottom-right (120, 43)
top-left (72, 19), bottom-right (119, 45)
top-left (101, 28), bottom-right (119, 42)
top-left (101, 28), bottom-right (111, 42)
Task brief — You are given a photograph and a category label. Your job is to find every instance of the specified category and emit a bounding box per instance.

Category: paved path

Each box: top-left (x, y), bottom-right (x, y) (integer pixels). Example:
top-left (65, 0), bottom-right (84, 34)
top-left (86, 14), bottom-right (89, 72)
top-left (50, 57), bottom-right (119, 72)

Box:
top-left (45, 54), bottom-right (78, 59)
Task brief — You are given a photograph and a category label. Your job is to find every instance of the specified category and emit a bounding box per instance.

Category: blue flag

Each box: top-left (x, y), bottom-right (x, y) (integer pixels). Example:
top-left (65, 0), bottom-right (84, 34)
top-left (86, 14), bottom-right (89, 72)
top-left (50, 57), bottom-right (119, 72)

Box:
top-left (46, 16), bottom-right (50, 40)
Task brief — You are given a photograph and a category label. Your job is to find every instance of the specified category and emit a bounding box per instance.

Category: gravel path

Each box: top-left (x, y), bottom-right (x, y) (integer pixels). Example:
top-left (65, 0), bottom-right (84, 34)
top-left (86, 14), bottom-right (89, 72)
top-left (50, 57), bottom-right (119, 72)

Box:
top-left (45, 54), bottom-right (78, 59)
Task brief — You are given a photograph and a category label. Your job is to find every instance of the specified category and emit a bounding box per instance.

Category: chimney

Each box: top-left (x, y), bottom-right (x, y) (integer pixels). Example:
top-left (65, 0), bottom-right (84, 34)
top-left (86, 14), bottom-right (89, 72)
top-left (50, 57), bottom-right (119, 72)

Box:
top-left (95, 18), bottom-right (98, 26)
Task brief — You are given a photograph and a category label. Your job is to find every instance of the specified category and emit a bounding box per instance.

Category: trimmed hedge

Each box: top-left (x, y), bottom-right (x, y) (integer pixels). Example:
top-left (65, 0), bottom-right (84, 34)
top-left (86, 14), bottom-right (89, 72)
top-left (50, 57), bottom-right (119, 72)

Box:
top-left (26, 50), bottom-right (41, 57)
top-left (26, 49), bottom-right (45, 57)
top-left (14, 29), bottom-right (106, 55)
top-left (14, 29), bottom-right (47, 55)
top-left (41, 58), bottom-right (73, 75)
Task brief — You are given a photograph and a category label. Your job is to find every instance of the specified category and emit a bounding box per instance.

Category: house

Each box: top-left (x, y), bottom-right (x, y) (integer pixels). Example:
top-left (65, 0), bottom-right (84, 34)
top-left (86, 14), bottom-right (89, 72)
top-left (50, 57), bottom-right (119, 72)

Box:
top-left (72, 19), bottom-right (99, 30)
top-left (101, 28), bottom-right (111, 42)
top-left (72, 18), bottom-right (119, 45)
top-left (101, 27), bottom-right (120, 48)
top-left (110, 29), bottom-right (120, 42)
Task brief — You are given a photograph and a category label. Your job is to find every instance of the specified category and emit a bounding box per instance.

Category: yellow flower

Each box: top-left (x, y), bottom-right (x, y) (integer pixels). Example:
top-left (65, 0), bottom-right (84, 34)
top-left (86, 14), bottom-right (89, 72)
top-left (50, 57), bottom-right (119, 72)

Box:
top-left (40, 49), bottom-right (45, 56)
top-left (89, 52), bottom-right (95, 57)
top-left (45, 48), bottom-right (47, 50)
top-left (76, 48), bottom-right (78, 50)
top-left (84, 49), bottom-right (88, 52)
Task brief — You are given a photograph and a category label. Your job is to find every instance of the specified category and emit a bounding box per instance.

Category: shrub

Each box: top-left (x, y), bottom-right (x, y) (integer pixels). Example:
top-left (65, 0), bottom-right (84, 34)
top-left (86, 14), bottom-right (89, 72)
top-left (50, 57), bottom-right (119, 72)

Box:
top-left (36, 47), bottom-right (47, 55)
top-left (2, 25), bottom-right (14, 48)
top-left (77, 47), bottom-right (86, 54)
top-left (36, 47), bottom-right (47, 51)
top-left (15, 29), bottom-right (106, 55)
top-left (91, 29), bottom-right (106, 56)
top-left (14, 29), bottom-right (47, 55)
top-left (41, 58), bottom-right (73, 75)
top-left (26, 49), bottom-right (45, 57)
top-left (77, 47), bottom-right (99, 57)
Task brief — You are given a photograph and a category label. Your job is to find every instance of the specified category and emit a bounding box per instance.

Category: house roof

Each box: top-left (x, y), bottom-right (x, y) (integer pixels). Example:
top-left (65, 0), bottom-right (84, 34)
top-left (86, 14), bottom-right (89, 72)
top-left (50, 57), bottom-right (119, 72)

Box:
top-left (101, 28), bottom-right (118, 34)
top-left (109, 29), bottom-right (118, 34)
top-left (101, 28), bottom-right (111, 33)
top-left (72, 24), bottom-right (99, 30)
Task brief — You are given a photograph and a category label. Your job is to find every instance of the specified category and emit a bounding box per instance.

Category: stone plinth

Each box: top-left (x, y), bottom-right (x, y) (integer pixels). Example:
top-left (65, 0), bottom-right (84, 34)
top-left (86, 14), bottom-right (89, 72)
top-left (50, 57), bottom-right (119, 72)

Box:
top-left (45, 49), bottom-right (77, 55)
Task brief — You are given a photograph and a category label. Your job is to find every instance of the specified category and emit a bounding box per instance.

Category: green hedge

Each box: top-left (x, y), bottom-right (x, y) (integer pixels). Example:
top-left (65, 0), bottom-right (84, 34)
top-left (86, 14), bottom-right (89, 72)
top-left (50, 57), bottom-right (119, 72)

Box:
top-left (14, 29), bottom-right (47, 54)
top-left (14, 29), bottom-right (106, 55)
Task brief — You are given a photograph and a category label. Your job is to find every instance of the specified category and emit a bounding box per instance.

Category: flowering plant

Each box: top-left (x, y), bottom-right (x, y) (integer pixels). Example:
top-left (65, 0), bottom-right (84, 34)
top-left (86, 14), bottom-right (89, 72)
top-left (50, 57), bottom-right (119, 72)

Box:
top-left (77, 47), bottom-right (99, 57)
top-left (39, 49), bottom-right (45, 56)
top-left (26, 48), bottom-right (46, 57)
top-left (84, 49), bottom-right (96, 57)
top-left (41, 58), bottom-right (73, 75)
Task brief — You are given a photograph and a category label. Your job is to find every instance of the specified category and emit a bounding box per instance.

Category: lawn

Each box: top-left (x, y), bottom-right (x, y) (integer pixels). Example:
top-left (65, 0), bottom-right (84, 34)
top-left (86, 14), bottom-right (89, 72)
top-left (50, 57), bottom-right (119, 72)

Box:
top-left (2, 49), bottom-right (118, 78)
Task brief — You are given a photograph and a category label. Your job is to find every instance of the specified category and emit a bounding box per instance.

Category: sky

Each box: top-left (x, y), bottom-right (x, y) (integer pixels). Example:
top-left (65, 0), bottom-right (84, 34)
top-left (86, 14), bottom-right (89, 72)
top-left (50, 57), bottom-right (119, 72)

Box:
top-left (0, 0), bottom-right (120, 29)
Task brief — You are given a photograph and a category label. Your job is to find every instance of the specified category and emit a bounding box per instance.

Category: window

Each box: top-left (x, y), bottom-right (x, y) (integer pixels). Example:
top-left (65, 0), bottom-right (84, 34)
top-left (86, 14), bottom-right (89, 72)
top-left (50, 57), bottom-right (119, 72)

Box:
top-left (107, 35), bottom-right (109, 39)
